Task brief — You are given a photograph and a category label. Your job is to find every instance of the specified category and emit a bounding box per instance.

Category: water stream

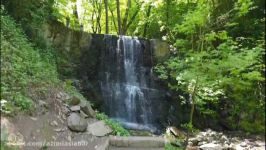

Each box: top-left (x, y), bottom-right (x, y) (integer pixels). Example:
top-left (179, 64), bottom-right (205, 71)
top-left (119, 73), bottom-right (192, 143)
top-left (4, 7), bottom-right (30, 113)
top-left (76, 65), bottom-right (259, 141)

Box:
top-left (100, 35), bottom-right (160, 132)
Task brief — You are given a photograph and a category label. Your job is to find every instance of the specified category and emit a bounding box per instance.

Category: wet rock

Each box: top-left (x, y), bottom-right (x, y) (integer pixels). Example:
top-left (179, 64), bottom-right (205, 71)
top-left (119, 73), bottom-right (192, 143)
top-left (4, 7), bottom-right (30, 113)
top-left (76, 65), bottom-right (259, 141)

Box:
top-left (87, 121), bottom-right (112, 136)
top-left (70, 105), bottom-right (81, 112)
top-left (67, 113), bottom-right (87, 132)
top-left (199, 143), bottom-right (222, 150)
top-left (79, 100), bottom-right (95, 118)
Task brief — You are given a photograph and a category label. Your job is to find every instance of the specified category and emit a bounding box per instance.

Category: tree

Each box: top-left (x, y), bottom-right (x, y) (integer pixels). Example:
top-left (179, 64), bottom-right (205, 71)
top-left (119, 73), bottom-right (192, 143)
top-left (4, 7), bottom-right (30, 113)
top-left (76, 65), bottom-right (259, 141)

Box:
top-left (154, 0), bottom-right (265, 134)
top-left (116, 0), bottom-right (122, 35)
top-left (121, 0), bottom-right (131, 34)
top-left (89, 0), bottom-right (103, 33)
top-left (104, 0), bottom-right (109, 34)
top-left (143, 4), bottom-right (152, 37)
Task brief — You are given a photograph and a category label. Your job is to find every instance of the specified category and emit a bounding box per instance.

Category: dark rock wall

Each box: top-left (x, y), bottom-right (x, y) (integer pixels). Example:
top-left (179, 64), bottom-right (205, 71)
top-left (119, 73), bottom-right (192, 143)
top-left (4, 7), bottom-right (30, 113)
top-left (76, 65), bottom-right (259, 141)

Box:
top-left (41, 22), bottom-right (186, 132)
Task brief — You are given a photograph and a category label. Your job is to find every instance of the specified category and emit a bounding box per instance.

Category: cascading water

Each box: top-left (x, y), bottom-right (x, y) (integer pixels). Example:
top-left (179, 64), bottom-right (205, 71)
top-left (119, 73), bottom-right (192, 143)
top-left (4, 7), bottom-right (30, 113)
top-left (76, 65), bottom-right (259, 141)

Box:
top-left (100, 35), bottom-right (162, 132)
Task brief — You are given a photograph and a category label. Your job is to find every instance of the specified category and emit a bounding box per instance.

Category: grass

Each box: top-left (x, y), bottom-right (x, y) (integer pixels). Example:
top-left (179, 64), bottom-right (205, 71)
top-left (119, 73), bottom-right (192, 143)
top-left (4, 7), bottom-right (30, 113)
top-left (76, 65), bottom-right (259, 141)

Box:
top-left (165, 143), bottom-right (184, 150)
top-left (96, 112), bottom-right (130, 136)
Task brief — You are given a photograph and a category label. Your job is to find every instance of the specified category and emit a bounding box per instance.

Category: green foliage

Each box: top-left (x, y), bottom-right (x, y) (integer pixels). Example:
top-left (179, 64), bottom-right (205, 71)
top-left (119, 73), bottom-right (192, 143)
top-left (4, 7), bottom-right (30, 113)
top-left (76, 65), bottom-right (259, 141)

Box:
top-left (235, 0), bottom-right (254, 17)
top-left (165, 143), bottom-right (183, 150)
top-left (181, 123), bottom-right (199, 134)
top-left (96, 113), bottom-right (130, 136)
top-left (13, 94), bottom-right (32, 110)
top-left (1, 7), bottom-right (59, 113)
top-left (154, 0), bottom-right (265, 133)
top-left (63, 79), bottom-right (87, 102)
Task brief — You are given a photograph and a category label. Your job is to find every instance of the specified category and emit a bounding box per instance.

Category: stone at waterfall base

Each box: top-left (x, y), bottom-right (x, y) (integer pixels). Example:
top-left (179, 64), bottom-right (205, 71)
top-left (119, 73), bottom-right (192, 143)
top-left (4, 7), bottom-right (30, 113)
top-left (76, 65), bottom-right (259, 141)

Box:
top-left (87, 121), bottom-right (112, 136)
top-left (67, 113), bottom-right (87, 132)
top-left (199, 143), bottom-right (222, 150)
top-left (79, 100), bottom-right (96, 118)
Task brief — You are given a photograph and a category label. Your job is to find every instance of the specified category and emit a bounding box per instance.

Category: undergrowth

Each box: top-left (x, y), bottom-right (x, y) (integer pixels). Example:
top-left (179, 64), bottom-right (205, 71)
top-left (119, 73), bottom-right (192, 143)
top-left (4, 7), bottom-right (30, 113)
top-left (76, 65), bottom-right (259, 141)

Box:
top-left (165, 143), bottom-right (183, 150)
top-left (0, 6), bottom-right (59, 114)
top-left (96, 113), bottom-right (130, 136)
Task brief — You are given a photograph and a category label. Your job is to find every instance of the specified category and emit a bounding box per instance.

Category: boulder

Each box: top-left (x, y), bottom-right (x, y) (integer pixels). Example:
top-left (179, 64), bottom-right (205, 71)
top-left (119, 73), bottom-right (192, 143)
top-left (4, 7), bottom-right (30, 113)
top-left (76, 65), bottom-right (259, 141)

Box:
top-left (79, 100), bottom-right (96, 118)
top-left (80, 110), bottom-right (89, 118)
top-left (69, 96), bottom-right (81, 105)
top-left (70, 105), bottom-right (81, 112)
top-left (67, 113), bottom-right (87, 132)
top-left (150, 39), bottom-right (170, 63)
top-left (220, 135), bottom-right (228, 143)
top-left (189, 137), bottom-right (200, 146)
top-left (166, 126), bottom-right (185, 138)
top-left (56, 92), bottom-right (71, 101)
top-left (199, 143), bottom-right (222, 150)
top-left (87, 121), bottom-right (112, 136)
top-left (198, 141), bottom-right (207, 146)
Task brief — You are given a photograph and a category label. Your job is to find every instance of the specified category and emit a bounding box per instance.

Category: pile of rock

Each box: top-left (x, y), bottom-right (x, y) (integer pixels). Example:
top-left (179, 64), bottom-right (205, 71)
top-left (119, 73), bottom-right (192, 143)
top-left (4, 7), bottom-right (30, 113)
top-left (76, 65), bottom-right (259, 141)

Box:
top-left (187, 129), bottom-right (265, 150)
top-left (61, 95), bottom-right (113, 137)
top-left (66, 96), bottom-right (95, 132)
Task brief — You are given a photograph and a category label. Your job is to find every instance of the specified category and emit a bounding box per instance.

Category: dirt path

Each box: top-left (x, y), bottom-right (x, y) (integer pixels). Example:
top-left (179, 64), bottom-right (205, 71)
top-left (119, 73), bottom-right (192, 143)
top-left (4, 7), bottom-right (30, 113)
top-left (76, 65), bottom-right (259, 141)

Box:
top-left (2, 113), bottom-right (108, 150)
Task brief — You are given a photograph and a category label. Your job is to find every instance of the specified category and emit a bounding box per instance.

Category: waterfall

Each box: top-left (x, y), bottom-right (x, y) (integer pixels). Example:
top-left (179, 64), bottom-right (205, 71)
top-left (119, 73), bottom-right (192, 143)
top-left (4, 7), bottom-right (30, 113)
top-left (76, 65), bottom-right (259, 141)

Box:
top-left (100, 35), bottom-right (159, 132)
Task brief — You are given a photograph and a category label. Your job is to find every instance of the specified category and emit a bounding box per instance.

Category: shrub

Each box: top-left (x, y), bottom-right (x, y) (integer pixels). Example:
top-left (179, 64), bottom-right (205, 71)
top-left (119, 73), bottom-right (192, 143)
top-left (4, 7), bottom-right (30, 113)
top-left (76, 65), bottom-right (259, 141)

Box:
top-left (96, 113), bottom-right (130, 136)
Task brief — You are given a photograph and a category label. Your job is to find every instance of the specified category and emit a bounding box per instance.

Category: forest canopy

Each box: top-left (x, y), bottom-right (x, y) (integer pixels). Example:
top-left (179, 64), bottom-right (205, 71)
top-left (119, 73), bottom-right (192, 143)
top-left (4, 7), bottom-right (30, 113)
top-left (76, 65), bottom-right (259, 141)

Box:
top-left (51, 0), bottom-right (265, 133)
top-left (1, 0), bottom-right (265, 133)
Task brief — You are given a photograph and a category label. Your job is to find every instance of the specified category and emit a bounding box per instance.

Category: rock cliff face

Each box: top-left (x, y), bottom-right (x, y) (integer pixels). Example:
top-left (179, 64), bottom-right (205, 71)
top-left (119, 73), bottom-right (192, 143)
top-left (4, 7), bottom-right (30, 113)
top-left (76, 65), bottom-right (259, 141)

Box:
top-left (41, 22), bottom-right (180, 132)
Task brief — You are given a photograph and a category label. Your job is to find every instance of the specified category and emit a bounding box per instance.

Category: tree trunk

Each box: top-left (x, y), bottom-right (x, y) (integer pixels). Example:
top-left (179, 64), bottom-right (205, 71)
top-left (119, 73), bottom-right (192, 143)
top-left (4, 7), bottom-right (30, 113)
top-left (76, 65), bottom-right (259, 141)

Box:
top-left (124, 7), bottom-right (140, 34)
top-left (189, 76), bottom-right (198, 125)
top-left (116, 0), bottom-right (122, 35)
top-left (104, 0), bottom-right (109, 34)
top-left (166, 0), bottom-right (170, 26)
top-left (122, 0), bottom-right (131, 34)
top-left (185, 76), bottom-right (198, 147)
top-left (143, 5), bottom-right (152, 37)
top-left (109, 6), bottom-right (118, 33)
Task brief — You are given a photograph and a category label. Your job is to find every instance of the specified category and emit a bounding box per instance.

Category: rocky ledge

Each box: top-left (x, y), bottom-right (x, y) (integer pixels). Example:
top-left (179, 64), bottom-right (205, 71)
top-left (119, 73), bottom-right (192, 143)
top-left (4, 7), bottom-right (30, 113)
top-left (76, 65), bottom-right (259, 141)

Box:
top-left (187, 129), bottom-right (265, 150)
